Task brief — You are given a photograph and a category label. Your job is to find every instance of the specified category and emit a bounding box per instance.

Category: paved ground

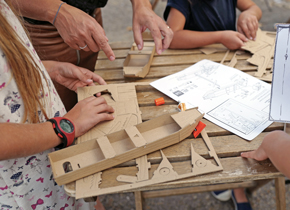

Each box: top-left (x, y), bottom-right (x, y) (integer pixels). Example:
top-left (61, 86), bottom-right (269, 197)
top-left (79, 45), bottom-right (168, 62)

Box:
top-left (97, 1), bottom-right (290, 209)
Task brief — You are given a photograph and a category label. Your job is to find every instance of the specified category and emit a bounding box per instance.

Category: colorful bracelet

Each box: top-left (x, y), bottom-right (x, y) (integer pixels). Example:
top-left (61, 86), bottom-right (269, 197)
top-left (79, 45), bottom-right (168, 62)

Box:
top-left (52, 2), bottom-right (66, 25)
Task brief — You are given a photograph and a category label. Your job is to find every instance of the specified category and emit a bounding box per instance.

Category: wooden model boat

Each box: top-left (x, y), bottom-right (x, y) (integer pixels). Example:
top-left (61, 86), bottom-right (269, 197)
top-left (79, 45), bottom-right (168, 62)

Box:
top-left (123, 42), bottom-right (155, 78)
top-left (49, 108), bottom-right (204, 186)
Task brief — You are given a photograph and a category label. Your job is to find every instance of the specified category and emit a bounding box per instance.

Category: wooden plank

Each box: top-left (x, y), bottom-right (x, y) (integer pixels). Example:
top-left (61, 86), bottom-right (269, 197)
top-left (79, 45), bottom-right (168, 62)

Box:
top-left (275, 177), bottom-right (286, 210)
top-left (142, 181), bottom-right (256, 198)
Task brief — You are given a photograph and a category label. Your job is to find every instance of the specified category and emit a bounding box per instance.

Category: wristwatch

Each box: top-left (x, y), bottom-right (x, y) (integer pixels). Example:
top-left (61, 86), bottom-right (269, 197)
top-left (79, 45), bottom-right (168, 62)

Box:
top-left (47, 117), bottom-right (75, 149)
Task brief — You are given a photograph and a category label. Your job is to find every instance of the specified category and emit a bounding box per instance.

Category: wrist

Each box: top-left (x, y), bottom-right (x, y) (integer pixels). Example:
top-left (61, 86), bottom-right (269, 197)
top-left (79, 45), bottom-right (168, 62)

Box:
top-left (131, 0), bottom-right (152, 11)
top-left (47, 117), bottom-right (75, 149)
top-left (46, 1), bottom-right (64, 24)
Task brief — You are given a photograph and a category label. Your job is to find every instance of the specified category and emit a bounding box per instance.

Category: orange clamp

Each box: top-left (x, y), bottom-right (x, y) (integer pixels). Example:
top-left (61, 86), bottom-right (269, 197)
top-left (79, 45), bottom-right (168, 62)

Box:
top-left (193, 121), bottom-right (206, 138)
top-left (155, 97), bottom-right (165, 106)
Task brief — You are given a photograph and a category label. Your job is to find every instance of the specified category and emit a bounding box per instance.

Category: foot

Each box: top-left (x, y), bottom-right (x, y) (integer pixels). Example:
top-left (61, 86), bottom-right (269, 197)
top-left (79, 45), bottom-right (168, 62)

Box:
top-left (232, 189), bottom-right (252, 210)
top-left (211, 190), bottom-right (232, 201)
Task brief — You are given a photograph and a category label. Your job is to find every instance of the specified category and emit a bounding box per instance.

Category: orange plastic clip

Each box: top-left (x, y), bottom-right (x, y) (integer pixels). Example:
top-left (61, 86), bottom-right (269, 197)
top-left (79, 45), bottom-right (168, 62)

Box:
top-left (155, 97), bottom-right (165, 106)
top-left (193, 121), bottom-right (206, 138)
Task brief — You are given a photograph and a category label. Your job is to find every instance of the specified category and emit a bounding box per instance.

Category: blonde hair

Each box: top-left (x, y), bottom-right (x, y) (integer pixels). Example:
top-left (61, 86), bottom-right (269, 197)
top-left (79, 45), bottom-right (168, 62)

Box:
top-left (0, 0), bottom-right (48, 123)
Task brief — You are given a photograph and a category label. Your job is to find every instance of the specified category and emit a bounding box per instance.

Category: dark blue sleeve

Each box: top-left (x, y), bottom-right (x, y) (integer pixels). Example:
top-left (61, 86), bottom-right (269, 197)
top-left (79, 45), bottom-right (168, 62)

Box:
top-left (163, 0), bottom-right (190, 21)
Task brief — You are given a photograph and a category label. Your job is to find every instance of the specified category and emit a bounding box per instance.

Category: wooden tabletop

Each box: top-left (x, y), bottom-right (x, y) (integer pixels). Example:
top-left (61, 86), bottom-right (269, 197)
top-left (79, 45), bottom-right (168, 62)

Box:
top-left (92, 39), bottom-right (284, 189)
top-left (65, 37), bottom-right (285, 209)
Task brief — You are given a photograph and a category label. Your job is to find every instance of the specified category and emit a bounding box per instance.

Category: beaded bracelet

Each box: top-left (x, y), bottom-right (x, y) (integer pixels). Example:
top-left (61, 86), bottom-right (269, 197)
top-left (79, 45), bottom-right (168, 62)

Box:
top-left (52, 2), bottom-right (66, 25)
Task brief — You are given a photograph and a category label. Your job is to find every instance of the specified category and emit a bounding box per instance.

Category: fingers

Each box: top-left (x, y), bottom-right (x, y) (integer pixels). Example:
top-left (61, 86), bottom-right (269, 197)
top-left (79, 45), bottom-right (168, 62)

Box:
top-left (237, 33), bottom-right (248, 43)
top-left (160, 24), bottom-right (173, 52)
top-left (241, 151), bottom-right (255, 159)
top-left (91, 26), bottom-right (115, 61)
top-left (133, 24), bottom-right (144, 50)
top-left (238, 19), bottom-right (259, 40)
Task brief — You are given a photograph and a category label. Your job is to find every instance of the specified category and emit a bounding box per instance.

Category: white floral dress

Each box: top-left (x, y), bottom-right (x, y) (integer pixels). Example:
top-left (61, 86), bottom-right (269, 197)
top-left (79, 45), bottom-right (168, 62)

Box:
top-left (0, 1), bottom-right (91, 209)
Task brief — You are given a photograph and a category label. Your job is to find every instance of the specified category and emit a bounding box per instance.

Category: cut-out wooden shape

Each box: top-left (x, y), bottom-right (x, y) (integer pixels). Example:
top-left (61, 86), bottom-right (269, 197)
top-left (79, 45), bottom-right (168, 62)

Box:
top-left (77, 84), bottom-right (142, 143)
top-left (123, 42), bottom-right (155, 78)
top-left (75, 129), bottom-right (222, 199)
top-left (49, 108), bottom-right (204, 186)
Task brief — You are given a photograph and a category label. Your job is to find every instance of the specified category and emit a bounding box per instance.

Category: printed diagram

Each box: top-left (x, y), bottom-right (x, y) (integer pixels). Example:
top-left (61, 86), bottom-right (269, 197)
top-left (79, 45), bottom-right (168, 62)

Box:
top-left (208, 99), bottom-right (268, 134)
top-left (270, 24), bottom-right (290, 122)
top-left (203, 77), bottom-right (248, 100)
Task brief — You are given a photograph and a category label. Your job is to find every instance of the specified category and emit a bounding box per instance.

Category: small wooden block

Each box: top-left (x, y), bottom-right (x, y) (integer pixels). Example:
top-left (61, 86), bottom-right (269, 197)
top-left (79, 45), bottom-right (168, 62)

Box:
top-left (125, 126), bottom-right (147, 147)
top-left (96, 136), bottom-right (116, 158)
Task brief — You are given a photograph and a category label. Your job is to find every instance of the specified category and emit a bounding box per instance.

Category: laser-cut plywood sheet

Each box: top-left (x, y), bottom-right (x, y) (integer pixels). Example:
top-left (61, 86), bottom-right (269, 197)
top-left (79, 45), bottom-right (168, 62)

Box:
top-left (75, 129), bottom-right (222, 199)
top-left (49, 108), bottom-right (204, 186)
top-left (77, 84), bottom-right (142, 143)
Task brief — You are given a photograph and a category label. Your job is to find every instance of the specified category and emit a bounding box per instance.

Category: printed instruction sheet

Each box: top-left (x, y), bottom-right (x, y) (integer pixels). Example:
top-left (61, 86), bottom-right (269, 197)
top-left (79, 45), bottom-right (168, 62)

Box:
top-left (151, 59), bottom-right (272, 140)
top-left (269, 24), bottom-right (290, 122)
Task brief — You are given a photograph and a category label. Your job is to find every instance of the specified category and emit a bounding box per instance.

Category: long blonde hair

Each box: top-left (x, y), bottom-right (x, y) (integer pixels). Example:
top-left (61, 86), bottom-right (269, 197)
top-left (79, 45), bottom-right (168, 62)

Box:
top-left (0, 0), bottom-right (48, 123)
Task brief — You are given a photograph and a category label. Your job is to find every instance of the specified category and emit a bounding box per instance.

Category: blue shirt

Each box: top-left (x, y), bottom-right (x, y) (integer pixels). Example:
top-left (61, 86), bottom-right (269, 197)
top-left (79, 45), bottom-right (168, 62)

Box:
top-left (164, 0), bottom-right (237, 32)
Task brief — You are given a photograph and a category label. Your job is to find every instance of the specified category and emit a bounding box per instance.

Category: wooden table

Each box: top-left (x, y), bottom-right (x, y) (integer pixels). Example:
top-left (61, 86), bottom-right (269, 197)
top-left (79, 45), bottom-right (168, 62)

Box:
top-left (70, 38), bottom-right (286, 209)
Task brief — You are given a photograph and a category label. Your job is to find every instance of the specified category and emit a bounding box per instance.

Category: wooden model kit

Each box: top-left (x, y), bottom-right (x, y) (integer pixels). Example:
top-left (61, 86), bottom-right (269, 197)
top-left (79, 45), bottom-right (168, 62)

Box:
top-left (123, 42), bottom-right (155, 78)
top-left (75, 129), bottom-right (223, 199)
top-left (242, 28), bottom-right (275, 81)
top-left (77, 84), bottom-right (142, 144)
top-left (49, 108), bottom-right (204, 186)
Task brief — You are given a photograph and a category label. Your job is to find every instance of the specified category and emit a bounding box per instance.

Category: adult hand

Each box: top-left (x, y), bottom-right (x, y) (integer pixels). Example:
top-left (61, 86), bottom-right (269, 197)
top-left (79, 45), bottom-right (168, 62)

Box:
top-left (237, 11), bottom-right (259, 40)
top-left (64, 96), bottom-right (114, 137)
top-left (54, 4), bottom-right (115, 61)
top-left (131, 1), bottom-right (173, 54)
top-left (220, 31), bottom-right (248, 50)
top-left (44, 61), bottom-right (106, 93)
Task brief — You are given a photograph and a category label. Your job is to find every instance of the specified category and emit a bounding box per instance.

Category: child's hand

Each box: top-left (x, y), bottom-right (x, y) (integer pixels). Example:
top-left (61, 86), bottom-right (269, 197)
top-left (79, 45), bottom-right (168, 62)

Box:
top-left (64, 96), bottom-right (115, 137)
top-left (237, 11), bottom-right (259, 40)
top-left (220, 31), bottom-right (248, 50)
top-left (241, 148), bottom-right (268, 161)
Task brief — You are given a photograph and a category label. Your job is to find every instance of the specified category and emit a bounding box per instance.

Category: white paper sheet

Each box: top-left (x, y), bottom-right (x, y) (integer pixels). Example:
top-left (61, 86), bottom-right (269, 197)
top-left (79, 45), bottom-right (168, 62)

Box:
top-left (150, 59), bottom-right (272, 140)
top-left (269, 24), bottom-right (290, 123)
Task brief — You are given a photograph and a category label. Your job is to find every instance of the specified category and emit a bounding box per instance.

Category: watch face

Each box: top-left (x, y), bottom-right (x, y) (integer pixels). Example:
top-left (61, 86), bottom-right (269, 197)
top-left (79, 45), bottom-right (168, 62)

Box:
top-left (60, 119), bottom-right (74, 133)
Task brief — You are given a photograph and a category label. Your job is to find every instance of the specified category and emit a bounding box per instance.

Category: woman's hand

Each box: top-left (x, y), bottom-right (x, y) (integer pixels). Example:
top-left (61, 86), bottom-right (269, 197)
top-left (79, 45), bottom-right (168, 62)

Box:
top-left (44, 61), bottom-right (106, 92)
top-left (64, 96), bottom-right (114, 137)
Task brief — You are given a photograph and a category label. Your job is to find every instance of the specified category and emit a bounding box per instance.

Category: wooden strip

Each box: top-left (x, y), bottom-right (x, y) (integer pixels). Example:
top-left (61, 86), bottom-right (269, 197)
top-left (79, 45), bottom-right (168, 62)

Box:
top-left (275, 177), bottom-right (286, 210)
top-left (125, 126), bottom-right (147, 147)
top-left (141, 181), bottom-right (256, 198)
top-left (96, 136), bottom-right (116, 159)
top-left (134, 191), bottom-right (144, 210)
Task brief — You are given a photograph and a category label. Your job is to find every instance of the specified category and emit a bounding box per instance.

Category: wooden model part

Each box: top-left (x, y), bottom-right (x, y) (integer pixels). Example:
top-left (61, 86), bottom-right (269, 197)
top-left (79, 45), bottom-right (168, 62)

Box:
top-left (77, 84), bottom-right (142, 144)
top-left (242, 28), bottom-right (275, 78)
top-left (123, 42), bottom-right (155, 78)
top-left (75, 129), bottom-right (223, 199)
top-left (49, 108), bottom-right (204, 186)
top-left (142, 31), bottom-right (154, 42)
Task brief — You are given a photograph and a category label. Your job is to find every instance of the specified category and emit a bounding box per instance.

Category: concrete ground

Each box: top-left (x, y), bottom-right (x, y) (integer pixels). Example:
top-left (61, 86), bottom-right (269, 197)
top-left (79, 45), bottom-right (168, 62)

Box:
top-left (97, 1), bottom-right (290, 209)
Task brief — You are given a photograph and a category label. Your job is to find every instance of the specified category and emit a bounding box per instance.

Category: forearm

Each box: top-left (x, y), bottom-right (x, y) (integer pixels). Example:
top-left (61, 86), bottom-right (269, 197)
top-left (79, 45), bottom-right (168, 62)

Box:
top-left (130, 0), bottom-right (152, 10)
top-left (0, 122), bottom-right (61, 160)
top-left (42, 60), bottom-right (60, 80)
top-left (261, 131), bottom-right (290, 178)
top-left (11, 0), bottom-right (63, 23)
top-left (169, 30), bottom-right (223, 49)
top-left (245, 5), bottom-right (262, 21)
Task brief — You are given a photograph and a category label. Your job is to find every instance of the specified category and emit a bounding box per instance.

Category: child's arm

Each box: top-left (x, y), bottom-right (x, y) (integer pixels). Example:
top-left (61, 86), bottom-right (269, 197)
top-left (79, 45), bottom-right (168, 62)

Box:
top-left (241, 130), bottom-right (290, 178)
top-left (166, 8), bottom-right (247, 50)
top-left (237, 0), bottom-right (262, 40)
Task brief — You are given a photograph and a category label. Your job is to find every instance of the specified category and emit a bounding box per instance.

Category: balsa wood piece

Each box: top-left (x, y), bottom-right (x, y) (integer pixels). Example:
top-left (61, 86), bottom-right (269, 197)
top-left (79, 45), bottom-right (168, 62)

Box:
top-left (227, 52), bottom-right (238, 68)
top-left (96, 136), bottom-right (116, 159)
top-left (117, 155), bottom-right (151, 183)
top-left (49, 108), bottom-right (203, 186)
top-left (123, 42), bottom-right (156, 78)
top-left (242, 29), bottom-right (275, 78)
top-left (77, 84), bottom-right (142, 144)
top-left (220, 50), bottom-right (230, 64)
top-left (125, 126), bottom-right (147, 147)
top-left (75, 130), bottom-right (223, 199)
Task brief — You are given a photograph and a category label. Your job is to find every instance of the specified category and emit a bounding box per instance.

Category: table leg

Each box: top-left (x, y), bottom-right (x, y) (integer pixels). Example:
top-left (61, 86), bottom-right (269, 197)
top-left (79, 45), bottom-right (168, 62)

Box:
top-left (135, 191), bottom-right (144, 210)
top-left (275, 177), bottom-right (286, 210)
